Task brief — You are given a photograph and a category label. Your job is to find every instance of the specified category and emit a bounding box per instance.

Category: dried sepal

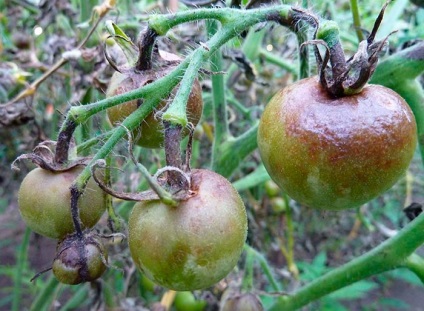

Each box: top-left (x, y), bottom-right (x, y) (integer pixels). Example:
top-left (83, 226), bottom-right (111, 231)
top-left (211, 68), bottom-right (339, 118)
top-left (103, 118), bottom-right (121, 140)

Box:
top-left (11, 140), bottom-right (91, 172)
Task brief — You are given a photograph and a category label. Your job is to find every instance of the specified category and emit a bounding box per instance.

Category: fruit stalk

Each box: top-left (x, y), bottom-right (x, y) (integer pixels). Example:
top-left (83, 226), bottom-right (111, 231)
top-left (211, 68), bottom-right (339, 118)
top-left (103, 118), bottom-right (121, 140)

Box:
top-left (403, 253), bottom-right (424, 284)
top-left (135, 27), bottom-right (158, 71)
top-left (164, 122), bottom-right (185, 188)
top-left (269, 211), bottom-right (424, 310)
top-left (55, 120), bottom-right (77, 164)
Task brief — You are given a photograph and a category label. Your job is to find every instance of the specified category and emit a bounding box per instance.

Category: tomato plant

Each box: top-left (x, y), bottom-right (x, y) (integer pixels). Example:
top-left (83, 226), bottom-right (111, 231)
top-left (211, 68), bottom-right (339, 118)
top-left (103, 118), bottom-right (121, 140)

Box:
top-left (258, 77), bottom-right (417, 210)
top-left (4, 1), bottom-right (424, 311)
top-left (128, 169), bottom-right (247, 291)
top-left (18, 166), bottom-right (106, 239)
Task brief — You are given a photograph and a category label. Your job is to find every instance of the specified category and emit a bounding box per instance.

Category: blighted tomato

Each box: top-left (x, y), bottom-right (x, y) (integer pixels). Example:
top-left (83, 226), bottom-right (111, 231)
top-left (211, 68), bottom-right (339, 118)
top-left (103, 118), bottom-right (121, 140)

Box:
top-left (106, 69), bottom-right (203, 149)
top-left (52, 232), bottom-right (108, 285)
top-left (18, 166), bottom-right (106, 239)
top-left (257, 77), bottom-right (417, 210)
top-left (128, 169), bottom-right (247, 291)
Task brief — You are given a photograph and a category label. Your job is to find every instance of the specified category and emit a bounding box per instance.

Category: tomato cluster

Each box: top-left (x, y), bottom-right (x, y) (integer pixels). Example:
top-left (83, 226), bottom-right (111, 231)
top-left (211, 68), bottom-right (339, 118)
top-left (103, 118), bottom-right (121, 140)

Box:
top-left (14, 8), bottom-right (419, 297)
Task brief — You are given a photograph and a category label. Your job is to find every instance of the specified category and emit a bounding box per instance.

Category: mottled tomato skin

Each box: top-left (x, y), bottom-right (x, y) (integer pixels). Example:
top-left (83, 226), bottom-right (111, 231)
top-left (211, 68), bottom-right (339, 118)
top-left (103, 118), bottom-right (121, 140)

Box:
top-left (258, 77), bottom-right (417, 210)
top-left (106, 72), bottom-right (203, 149)
top-left (128, 169), bottom-right (247, 291)
top-left (18, 167), bottom-right (106, 239)
top-left (53, 234), bottom-right (107, 285)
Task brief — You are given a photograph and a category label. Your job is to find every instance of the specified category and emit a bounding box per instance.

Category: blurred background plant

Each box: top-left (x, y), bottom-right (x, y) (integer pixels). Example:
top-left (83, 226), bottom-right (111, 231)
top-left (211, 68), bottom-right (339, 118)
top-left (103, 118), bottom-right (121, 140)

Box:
top-left (0, 0), bottom-right (423, 310)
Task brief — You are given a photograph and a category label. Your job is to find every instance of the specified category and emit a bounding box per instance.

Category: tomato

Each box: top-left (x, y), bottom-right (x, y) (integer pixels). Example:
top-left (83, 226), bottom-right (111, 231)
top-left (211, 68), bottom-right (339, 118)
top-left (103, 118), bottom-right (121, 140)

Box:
top-left (174, 291), bottom-right (206, 311)
top-left (18, 166), bottom-right (106, 239)
top-left (257, 77), bottom-right (417, 210)
top-left (264, 180), bottom-right (280, 198)
top-left (52, 232), bottom-right (107, 285)
top-left (106, 70), bottom-right (203, 149)
top-left (128, 169), bottom-right (247, 291)
top-left (220, 290), bottom-right (264, 311)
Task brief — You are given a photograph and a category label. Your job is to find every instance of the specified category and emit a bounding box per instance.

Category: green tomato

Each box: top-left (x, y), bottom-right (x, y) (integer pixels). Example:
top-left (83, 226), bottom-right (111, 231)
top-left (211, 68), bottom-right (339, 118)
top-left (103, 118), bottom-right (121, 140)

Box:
top-left (128, 169), bottom-right (247, 291)
top-left (270, 197), bottom-right (287, 213)
top-left (174, 291), bottom-right (206, 311)
top-left (18, 166), bottom-right (106, 239)
top-left (264, 180), bottom-right (280, 198)
top-left (258, 77), bottom-right (417, 210)
top-left (106, 70), bottom-right (203, 149)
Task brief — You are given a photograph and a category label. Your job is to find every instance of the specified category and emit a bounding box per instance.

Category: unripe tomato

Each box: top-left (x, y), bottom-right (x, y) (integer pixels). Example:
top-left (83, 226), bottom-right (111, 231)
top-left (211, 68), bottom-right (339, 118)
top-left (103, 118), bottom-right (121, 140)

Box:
top-left (106, 71), bottom-right (203, 149)
top-left (52, 233), bottom-right (107, 285)
top-left (128, 169), bottom-right (247, 291)
top-left (18, 166), bottom-right (106, 239)
top-left (174, 291), bottom-right (206, 311)
top-left (270, 197), bottom-right (287, 213)
top-left (258, 77), bottom-right (417, 210)
top-left (264, 180), bottom-right (280, 198)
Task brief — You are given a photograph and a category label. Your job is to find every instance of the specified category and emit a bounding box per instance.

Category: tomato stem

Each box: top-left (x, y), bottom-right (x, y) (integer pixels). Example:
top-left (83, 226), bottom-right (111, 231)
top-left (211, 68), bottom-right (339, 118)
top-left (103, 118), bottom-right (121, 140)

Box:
top-left (55, 120), bottom-right (77, 164)
top-left (349, 0), bottom-right (364, 42)
top-left (403, 253), bottom-right (424, 284)
top-left (162, 49), bottom-right (203, 127)
top-left (70, 185), bottom-right (84, 236)
top-left (164, 122), bottom-right (187, 189)
top-left (135, 27), bottom-right (158, 71)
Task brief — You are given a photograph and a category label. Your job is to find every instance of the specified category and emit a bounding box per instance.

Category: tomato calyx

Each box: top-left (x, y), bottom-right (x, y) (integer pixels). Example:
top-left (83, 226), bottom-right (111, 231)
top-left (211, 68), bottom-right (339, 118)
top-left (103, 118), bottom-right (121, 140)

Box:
top-left (12, 139), bottom-right (91, 173)
top-left (90, 123), bottom-right (197, 206)
top-left (311, 2), bottom-right (391, 97)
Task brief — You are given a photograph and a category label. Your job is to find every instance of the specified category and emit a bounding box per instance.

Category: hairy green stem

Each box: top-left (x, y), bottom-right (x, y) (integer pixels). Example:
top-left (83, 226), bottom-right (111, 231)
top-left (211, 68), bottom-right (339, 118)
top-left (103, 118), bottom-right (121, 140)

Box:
top-left (74, 96), bottom-right (165, 190)
top-left (294, 23), bottom-right (310, 79)
top-left (60, 61), bottom-right (187, 129)
top-left (269, 212), bottom-right (424, 310)
top-left (163, 49), bottom-right (204, 126)
top-left (207, 20), bottom-right (229, 171)
top-left (317, 20), bottom-right (346, 79)
top-left (403, 253), bottom-right (424, 284)
top-left (349, 0), bottom-right (364, 42)
top-left (77, 130), bottom-right (114, 154)
top-left (244, 244), bottom-right (281, 292)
